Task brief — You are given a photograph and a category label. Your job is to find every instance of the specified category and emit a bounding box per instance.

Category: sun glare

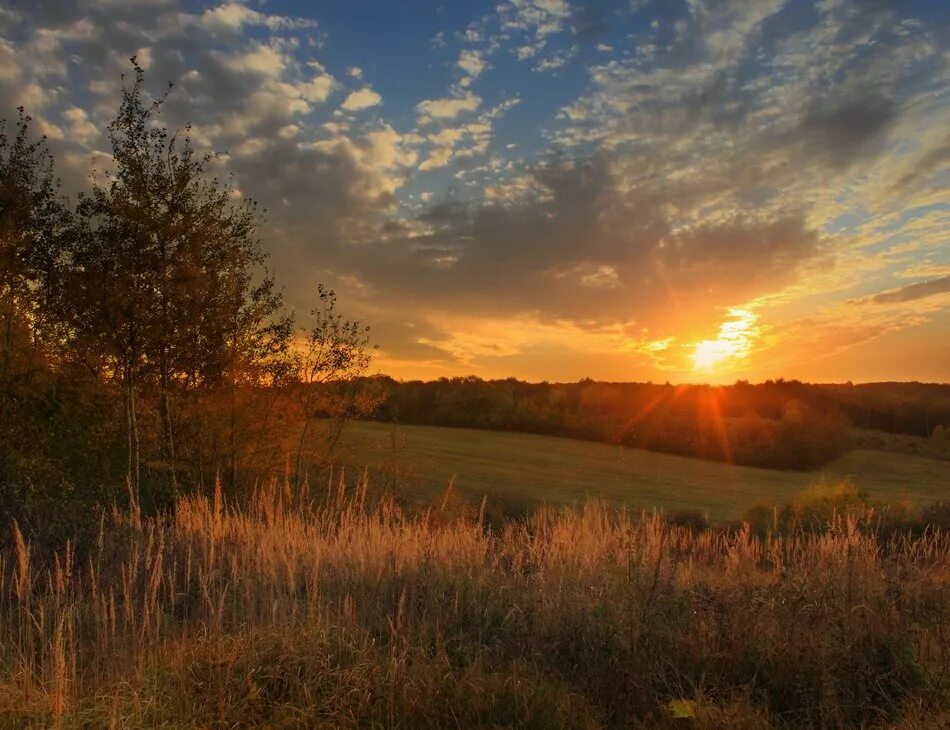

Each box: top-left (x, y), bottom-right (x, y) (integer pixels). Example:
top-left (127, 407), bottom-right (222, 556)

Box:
top-left (692, 308), bottom-right (759, 372)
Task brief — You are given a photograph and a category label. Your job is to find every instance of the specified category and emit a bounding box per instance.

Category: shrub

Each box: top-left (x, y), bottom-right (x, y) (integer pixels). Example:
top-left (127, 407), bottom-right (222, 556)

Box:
top-left (789, 479), bottom-right (871, 530)
top-left (919, 502), bottom-right (950, 532)
top-left (667, 508), bottom-right (708, 532)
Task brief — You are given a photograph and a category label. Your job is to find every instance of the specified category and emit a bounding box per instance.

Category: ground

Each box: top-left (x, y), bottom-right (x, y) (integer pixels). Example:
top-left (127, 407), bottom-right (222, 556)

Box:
top-left (332, 421), bottom-right (950, 521)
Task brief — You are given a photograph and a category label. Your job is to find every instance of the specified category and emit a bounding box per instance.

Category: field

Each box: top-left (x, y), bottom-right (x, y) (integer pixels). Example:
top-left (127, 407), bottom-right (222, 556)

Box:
top-left (334, 421), bottom-right (950, 521)
top-left (2, 479), bottom-right (948, 728)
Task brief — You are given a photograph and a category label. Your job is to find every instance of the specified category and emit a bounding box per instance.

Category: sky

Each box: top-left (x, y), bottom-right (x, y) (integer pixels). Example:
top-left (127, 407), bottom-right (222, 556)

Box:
top-left (1, 0), bottom-right (948, 384)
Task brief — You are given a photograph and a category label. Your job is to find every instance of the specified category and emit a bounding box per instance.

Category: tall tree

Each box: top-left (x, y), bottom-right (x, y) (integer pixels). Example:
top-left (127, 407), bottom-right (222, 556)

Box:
top-left (0, 108), bottom-right (70, 487)
top-left (63, 58), bottom-right (292, 492)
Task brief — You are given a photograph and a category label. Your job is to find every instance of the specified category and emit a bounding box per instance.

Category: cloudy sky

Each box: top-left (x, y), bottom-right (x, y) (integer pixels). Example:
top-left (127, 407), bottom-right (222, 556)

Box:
top-left (2, 0), bottom-right (948, 383)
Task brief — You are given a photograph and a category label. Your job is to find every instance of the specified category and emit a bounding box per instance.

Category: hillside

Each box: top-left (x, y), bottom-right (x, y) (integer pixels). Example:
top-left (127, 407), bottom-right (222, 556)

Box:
top-left (334, 421), bottom-right (950, 521)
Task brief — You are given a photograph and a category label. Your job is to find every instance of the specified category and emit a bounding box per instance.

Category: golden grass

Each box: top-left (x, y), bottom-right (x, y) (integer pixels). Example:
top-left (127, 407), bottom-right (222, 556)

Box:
top-left (1, 475), bottom-right (949, 728)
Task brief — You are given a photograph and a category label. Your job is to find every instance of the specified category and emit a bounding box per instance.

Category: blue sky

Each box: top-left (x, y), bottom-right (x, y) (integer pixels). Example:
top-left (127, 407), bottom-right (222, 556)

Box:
top-left (1, 0), bottom-right (948, 382)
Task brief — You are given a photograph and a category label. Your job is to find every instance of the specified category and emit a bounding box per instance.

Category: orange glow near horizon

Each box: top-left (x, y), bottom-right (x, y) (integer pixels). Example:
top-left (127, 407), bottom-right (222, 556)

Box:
top-left (692, 308), bottom-right (760, 373)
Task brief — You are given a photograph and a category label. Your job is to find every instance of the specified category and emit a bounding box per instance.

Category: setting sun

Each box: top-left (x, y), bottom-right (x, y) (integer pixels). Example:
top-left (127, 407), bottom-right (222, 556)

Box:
top-left (692, 308), bottom-right (760, 372)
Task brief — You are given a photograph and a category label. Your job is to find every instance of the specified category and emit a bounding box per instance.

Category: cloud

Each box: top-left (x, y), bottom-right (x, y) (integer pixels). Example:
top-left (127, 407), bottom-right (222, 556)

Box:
top-left (415, 93), bottom-right (481, 123)
top-left (793, 93), bottom-right (900, 172)
top-left (871, 276), bottom-right (950, 305)
top-left (217, 42), bottom-right (288, 77)
top-left (0, 0), bottom-right (944, 379)
top-left (295, 67), bottom-right (336, 103)
top-left (315, 156), bottom-right (826, 340)
top-left (340, 86), bottom-right (382, 111)
top-left (61, 105), bottom-right (98, 145)
top-left (498, 0), bottom-right (573, 39)
top-left (888, 133), bottom-right (950, 195)
top-left (457, 49), bottom-right (486, 78)
top-left (416, 118), bottom-right (496, 171)
top-left (418, 127), bottom-right (465, 171)
top-left (199, 2), bottom-right (318, 33)
top-left (533, 47), bottom-right (574, 72)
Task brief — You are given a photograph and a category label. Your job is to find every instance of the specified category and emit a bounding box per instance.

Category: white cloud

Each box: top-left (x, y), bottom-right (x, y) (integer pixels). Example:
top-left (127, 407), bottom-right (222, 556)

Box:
top-left (419, 146), bottom-right (456, 172)
top-left (533, 48), bottom-right (573, 72)
top-left (419, 127), bottom-right (467, 171)
top-left (341, 86), bottom-right (382, 111)
top-left (498, 0), bottom-right (572, 38)
top-left (296, 71), bottom-right (336, 103)
top-left (415, 93), bottom-right (482, 124)
top-left (516, 42), bottom-right (545, 60)
top-left (308, 124), bottom-right (417, 201)
top-left (458, 49), bottom-right (486, 78)
top-left (199, 2), bottom-right (318, 33)
top-left (62, 105), bottom-right (98, 146)
top-left (218, 42), bottom-right (287, 77)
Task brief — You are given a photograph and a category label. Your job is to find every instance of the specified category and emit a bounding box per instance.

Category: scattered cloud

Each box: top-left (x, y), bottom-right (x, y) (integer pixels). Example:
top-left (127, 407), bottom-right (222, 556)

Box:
top-left (415, 93), bottom-right (481, 123)
top-left (199, 2), bottom-right (318, 34)
top-left (871, 276), bottom-right (950, 305)
top-left (340, 86), bottom-right (382, 111)
top-left (458, 49), bottom-right (486, 78)
top-left (0, 0), bottom-right (945, 380)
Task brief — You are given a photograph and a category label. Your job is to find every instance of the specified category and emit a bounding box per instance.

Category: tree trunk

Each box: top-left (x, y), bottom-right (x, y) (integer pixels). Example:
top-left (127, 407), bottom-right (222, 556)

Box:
top-left (229, 377), bottom-right (238, 490)
top-left (294, 386), bottom-right (313, 488)
top-left (159, 355), bottom-right (177, 493)
top-left (0, 303), bottom-right (14, 486)
top-left (124, 362), bottom-right (140, 493)
top-left (195, 388), bottom-right (205, 489)
top-left (320, 416), bottom-right (347, 467)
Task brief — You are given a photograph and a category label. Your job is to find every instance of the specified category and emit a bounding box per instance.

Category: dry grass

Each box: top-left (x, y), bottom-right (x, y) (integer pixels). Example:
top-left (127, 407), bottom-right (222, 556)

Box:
top-left (1, 475), bottom-right (949, 728)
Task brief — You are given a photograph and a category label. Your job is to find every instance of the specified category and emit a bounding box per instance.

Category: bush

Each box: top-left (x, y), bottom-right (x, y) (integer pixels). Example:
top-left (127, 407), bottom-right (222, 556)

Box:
top-left (789, 479), bottom-right (871, 529)
top-left (741, 483), bottom-right (948, 542)
top-left (667, 508), bottom-right (708, 532)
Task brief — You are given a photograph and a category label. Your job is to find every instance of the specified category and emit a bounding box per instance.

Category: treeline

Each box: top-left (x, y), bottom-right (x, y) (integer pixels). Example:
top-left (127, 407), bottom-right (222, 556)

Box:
top-left (0, 61), bottom-right (375, 537)
top-left (820, 381), bottom-right (950, 437)
top-left (368, 376), bottom-right (950, 470)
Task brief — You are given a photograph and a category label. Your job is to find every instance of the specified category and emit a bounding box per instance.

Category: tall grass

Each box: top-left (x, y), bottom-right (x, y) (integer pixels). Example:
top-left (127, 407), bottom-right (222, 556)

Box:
top-left (1, 476), bottom-right (948, 728)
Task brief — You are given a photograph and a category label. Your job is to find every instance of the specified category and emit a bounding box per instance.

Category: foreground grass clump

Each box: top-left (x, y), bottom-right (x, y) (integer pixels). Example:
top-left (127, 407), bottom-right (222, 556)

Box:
top-left (1, 479), bottom-right (949, 728)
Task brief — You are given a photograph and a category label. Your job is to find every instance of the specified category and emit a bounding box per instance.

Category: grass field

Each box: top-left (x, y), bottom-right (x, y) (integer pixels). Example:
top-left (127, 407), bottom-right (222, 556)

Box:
top-left (334, 421), bottom-right (950, 520)
top-left (5, 478), bottom-right (947, 727)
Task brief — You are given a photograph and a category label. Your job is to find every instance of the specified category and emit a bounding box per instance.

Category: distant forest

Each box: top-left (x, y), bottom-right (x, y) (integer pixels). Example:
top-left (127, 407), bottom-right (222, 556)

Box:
top-left (367, 377), bottom-right (950, 470)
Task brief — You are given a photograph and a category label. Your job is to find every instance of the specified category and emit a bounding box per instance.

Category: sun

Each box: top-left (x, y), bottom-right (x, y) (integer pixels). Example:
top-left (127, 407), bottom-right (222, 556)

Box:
top-left (693, 339), bottom-right (737, 370)
top-left (692, 308), bottom-right (759, 372)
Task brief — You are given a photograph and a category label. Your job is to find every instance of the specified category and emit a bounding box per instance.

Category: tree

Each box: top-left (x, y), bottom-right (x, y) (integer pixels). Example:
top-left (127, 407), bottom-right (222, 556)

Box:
top-left (293, 284), bottom-right (377, 485)
top-left (62, 58), bottom-right (292, 493)
top-left (0, 108), bottom-right (70, 488)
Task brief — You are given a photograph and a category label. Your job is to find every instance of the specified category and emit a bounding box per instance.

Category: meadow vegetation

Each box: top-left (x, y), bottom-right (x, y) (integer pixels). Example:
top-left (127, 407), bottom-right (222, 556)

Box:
top-left (2, 476), bottom-right (949, 728)
top-left (333, 421), bottom-right (950, 522)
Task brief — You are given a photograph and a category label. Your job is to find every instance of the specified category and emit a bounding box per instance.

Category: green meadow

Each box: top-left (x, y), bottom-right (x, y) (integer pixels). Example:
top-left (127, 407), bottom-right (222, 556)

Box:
top-left (334, 421), bottom-right (950, 520)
